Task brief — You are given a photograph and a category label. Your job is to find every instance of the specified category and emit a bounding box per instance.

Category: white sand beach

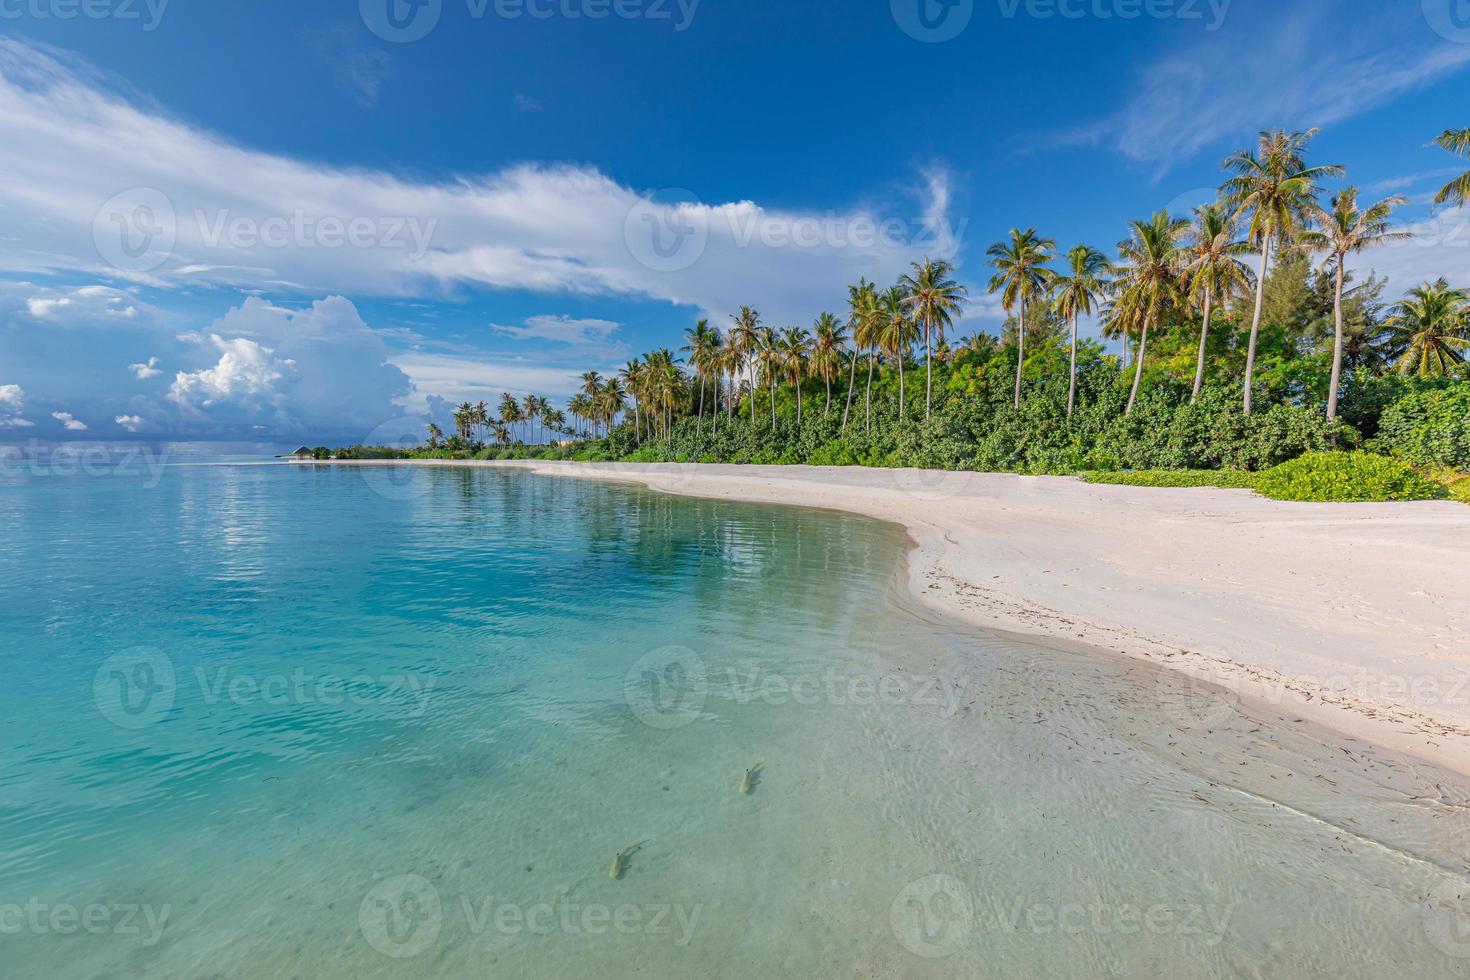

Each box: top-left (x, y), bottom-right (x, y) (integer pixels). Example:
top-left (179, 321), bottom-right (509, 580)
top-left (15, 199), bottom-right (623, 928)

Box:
top-left (450, 460), bottom-right (1470, 778)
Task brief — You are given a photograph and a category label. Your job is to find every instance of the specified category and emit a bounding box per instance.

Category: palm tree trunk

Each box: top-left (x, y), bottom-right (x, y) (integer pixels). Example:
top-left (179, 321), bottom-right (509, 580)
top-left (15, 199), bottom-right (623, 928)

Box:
top-left (769, 381), bottom-right (776, 429)
top-left (924, 315), bottom-right (933, 420)
top-left (1126, 319), bottom-right (1151, 415)
top-left (1192, 291), bottom-right (1213, 404)
top-left (865, 357), bottom-right (875, 435)
top-left (1244, 239), bottom-right (1270, 416)
top-left (748, 361), bottom-right (757, 424)
top-left (796, 379), bottom-right (803, 424)
top-left (1327, 259), bottom-right (1345, 420)
top-left (1067, 310), bottom-right (1079, 417)
top-left (825, 378), bottom-right (831, 414)
top-left (897, 347), bottom-right (906, 419)
top-left (1013, 295), bottom-right (1026, 409)
top-left (697, 378), bottom-right (705, 427)
top-left (842, 351), bottom-right (858, 433)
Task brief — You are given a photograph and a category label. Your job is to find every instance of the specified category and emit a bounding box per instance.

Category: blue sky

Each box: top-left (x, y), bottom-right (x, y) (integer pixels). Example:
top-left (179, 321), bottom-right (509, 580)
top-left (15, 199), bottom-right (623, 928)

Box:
top-left (2, 0), bottom-right (1469, 442)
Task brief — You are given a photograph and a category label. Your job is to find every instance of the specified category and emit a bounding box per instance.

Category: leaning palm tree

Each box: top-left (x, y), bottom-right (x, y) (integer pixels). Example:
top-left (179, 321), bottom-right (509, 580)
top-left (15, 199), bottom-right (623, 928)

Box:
top-left (1180, 204), bottom-right (1254, 403)
top-left (1299, 187), bottom-right (1410, 419)
top-left (987, 228), bottom-right (1057, 407)
top-left (1221, 128), bottom-right (1343, 414)
top-left (1384, 279), bottom-right (1470, 376)
top-left (1050, 244), bottom-right (1112, 416)
top-left (878, 286), bottom-right (919, 419)
top-left (777, 326), bottom-right (813, 424)
top-left (900, 258), bottom-right (967, 419)
top-left (1434, 128), bottom-right (1470, 209)
top-left (810, 312), bottom-right (846, 414)
top-left (1115, 210), bottom-right (1188, 415)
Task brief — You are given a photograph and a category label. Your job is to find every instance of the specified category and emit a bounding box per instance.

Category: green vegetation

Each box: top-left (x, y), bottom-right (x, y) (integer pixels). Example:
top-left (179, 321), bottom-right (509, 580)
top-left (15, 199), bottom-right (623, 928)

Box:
top-left (1254, 452), bottom-right (1446, 503)
top-left (322, 128), bottom-right (1470, 505)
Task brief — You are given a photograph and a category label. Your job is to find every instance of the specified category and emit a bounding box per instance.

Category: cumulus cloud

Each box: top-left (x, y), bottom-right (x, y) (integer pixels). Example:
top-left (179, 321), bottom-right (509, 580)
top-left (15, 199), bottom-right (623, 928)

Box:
top-left (114, 414), bottom-right (143, 432)
top-left (170, 335), bottom-right (293, 410)
top-left (27, 296), bottom-right (72, 318)
top-left (130, 356), bottom-right (161, 379)
top-left (0, 38), bottom-right (953, 325)
top-left (0, 384), bottom-right (33, 428)
top-left (51, 411), bottom-right (87, 430)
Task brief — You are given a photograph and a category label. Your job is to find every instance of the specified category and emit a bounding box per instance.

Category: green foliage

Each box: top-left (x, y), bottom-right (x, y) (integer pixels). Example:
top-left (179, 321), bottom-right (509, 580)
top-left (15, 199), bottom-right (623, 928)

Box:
top-left (1081, 470), bottom-right (1260, 489)
top-left (1254, 452), bottom-right (1445, 502)
top-left (1377, 384), bottom-right (1470, 469)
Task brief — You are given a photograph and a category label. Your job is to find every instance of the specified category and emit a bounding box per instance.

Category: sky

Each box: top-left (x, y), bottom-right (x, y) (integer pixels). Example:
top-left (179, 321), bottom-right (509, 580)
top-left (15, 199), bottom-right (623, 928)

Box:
top-left (1, 0), bottom-right (1469, 443)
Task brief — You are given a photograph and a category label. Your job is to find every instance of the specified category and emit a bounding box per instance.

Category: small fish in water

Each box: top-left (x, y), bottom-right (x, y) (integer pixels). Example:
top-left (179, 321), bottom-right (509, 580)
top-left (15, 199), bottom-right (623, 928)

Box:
top-left (608, 842), bottom-right (647, 880)
top-left (738, 763), bottom-right (764, 795)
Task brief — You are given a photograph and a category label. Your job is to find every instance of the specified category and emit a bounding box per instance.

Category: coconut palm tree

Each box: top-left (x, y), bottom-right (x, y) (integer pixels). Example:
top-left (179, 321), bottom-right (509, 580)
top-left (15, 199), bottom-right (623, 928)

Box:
top-left (1384, 279), bottom-right (1470, 376)
top-left (1299, 187), bottom-right (1410, 418)
top-left (1221, 128), bottom-right (1343, 414)
top-left (521, 393), bottom-right (539, 443)
top-left (619, 359), bottom-right (646, 440)
top-left (810, 312), bottom-right (846, 414)
top-left (719, 329), bottom-right (742, 428)
top-left (1180, 204), bottom-right (1254, 404)
top-left (878, 285), bottom-right (919, 419)
top-left (1050, 244), bottom-right (1112, 416)
top-left (899, 258), bottom-right (967, 419)
top-left (842, 278), bottom-right (877, 432)
top-left (756, 327), bottom-right (781, 428)
top-left (987, 228), bottom-right (1056, 408)
top-left (499, 392), bottom-right (523, 442)
top-left (730, 306), bottom-right (762, 423)
top-left (1115, 210), bottom-right (1188, 415)
top-left (776, 326), bottom-right (813, 423)
top-left (598, 377), bottom-right (627, 434)
top-left (681, 319), bottom-right (721, 432)
top-left (1434, 128), bottom-right (1470, 209)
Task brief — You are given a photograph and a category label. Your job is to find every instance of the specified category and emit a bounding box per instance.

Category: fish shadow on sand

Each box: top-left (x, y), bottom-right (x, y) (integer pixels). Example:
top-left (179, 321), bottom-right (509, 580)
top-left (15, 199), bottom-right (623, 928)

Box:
top-left (739, 763), bottom-right (764, 796)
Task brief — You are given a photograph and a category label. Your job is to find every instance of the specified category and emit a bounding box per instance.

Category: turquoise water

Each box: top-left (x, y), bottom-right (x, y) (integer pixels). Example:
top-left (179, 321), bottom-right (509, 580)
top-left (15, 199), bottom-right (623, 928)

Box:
top-left (2, 459), bottom-right (1469, 978)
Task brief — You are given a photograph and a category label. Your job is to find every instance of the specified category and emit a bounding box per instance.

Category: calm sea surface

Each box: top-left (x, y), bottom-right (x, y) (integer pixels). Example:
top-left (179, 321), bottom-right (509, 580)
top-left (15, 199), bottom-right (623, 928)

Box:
top-left (1, 458), bottom-right (1468, 977)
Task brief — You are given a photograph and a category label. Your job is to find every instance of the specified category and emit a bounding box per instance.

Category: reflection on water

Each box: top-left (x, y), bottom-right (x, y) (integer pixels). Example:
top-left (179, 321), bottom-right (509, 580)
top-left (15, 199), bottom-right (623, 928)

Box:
top-left (0, 463), bottom-right (1467, 978)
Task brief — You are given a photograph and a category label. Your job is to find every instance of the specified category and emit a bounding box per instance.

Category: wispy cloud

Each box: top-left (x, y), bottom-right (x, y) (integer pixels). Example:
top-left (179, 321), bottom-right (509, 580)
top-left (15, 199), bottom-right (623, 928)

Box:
top-left (304, 24), bottom-right (396, 108)
top-left (1049, 8), bottom-right (1470, 174)
top-left (515, 93), bottom-right (544, 112)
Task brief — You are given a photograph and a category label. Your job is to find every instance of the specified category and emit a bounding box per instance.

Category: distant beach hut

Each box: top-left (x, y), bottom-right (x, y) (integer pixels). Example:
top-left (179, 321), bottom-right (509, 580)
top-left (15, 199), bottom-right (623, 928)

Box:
top-left (291, 446), bottom-right (314, 459)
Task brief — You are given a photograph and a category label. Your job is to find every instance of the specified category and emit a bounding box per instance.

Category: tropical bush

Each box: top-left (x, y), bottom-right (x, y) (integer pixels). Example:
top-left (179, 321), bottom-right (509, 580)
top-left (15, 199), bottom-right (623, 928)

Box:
top-left (1253, 452), bottom-right (1445, 502)
top-left (1376, 385), bottom-right (1470, 470)
top-left (1081, 470), bottom-right (1260, 489)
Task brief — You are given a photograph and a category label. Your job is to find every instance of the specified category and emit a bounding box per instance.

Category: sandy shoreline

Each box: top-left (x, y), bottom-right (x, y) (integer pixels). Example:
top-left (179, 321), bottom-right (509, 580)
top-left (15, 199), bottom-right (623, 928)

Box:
top-left (316, 458), bottom-right (1470, 777)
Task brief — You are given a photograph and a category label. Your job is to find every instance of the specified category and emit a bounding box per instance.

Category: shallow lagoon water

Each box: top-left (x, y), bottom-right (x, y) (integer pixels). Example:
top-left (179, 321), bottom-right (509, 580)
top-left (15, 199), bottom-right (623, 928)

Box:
top-left (1, 461), bottom-right (1469, 977)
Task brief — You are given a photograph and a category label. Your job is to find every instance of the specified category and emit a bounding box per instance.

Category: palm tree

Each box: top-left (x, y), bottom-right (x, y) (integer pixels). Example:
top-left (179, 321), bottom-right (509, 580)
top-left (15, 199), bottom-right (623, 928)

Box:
top-left (900, 258), bottom-right (967, 419)
top-left (756, 327), bottom-right (781, 428)
top-left (730, 306), bottom-right (762, 423)
top-left (453, 401), bottom-right (474, 442)
top-left (1221, 128), bottom-right (1343, 414)
top-left (1115, 210), bottom-right (1188, 415)
top-left (521, 394), bottom-right (539, 443)
top-left (1385, 279), bottom-right (1470, 376)
top-left (776, 326), bottom-right (813, 423)
top-left (987, 228), bottom-right (1056, 408)
top-left (1434, 128), bottom-right (1470, 209)
top-left (681, 319), bottom-right (721, 433)
top-left (499, 393), bottom-right (523, 442)
top-left (425, 422), bottom-right (444, 449)
top-left (1299, 187), bottom-right (1410, 418)
top-left (598, 377), bottom-right (628, 434)
top-left (811, 312), bottom-right (846, 414)
top-left (878, 286), bottom-right (919, 419)
top-left (620, 359), bottom-right (646, 440)
top-left (1180, 204), bottom-right (1254, 403)
top-left (842, 278), bottom-right (876, 432)
top-left (720, 330), bottom-right (742, 430)
top-left (1050, 244), bottom-right (1112, 416)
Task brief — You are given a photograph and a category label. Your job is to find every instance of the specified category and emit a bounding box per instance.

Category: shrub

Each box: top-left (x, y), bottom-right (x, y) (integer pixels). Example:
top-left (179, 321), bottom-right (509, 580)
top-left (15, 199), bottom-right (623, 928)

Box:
top-left (1080, 470), bottom-right (1259, 489)
top-left (1254, 452), bottom-right (1445, 503)
top-left (1377, 385), bottom-right (1470, 470)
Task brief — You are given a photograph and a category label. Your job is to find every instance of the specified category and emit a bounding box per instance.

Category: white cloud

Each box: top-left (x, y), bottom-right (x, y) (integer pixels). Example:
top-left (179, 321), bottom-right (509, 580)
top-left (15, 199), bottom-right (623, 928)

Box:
top-left (170, 335), bottom-right (292, 410)
top-left (27, 296), bottom-right (72, 318)
top-left (305, 24), bottom-right (395, 109)
top-left (0, 38), bottom-right (951, 326)
top-left (490, 315), bottom-right (629, 360)
top-left (51, 411), bottom-right (88, 431)
top-left (20, 284), bottom-right (151, 324)
top-left (1052, 8), bottom-right (1470, 173)
top-left (130, 356), bottom-right (161, 379)
top-left (114, 414), bottom-right (143, 432)
top-left (0, 384), bottom-right (22, 411)
top-left (393, 352), bottom-right (590, 403)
